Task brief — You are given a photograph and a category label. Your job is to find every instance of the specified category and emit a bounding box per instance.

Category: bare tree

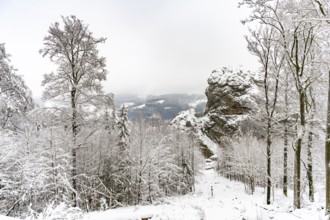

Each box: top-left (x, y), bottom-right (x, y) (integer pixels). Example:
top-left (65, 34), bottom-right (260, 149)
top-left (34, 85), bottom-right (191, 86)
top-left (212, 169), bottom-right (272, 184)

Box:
top-left (245, 25), bottom-right (283, 204)
top-left (40, 15), bottom-right (108, 207)
top-left (240, 0), bottom-right (323, 208)
top-left (226, 133), bottom-right (266, 195)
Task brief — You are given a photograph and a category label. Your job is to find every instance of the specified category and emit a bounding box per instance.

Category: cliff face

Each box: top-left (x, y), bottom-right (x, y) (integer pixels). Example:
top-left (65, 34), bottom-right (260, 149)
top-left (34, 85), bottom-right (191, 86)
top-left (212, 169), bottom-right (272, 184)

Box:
top-left (203, 67), bottom-right (261, 145)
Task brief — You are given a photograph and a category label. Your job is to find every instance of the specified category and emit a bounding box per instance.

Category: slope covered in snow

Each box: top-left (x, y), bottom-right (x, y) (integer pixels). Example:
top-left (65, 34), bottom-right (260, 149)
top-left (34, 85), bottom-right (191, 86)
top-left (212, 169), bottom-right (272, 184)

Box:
top-left (83, 168), bottom-right (326, 220)
top-left (115, 93), bottom-right (206, 120)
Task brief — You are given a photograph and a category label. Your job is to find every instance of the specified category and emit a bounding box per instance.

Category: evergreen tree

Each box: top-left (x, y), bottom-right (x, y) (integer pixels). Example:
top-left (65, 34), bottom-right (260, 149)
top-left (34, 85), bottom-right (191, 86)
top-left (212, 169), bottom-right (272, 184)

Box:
top-left (117, 105), bottom-right (130, 154)
top-left (115, 105), bottom-right (132, 204)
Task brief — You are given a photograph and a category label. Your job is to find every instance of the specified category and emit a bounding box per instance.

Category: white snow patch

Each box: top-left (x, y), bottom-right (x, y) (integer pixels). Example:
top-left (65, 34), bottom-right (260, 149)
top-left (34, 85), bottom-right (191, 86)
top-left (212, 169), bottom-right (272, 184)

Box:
top-left (122, 102), bottom-right (135, 107)
top-left (84, 169), bottom-right (327, 220)
top-left (83, 204), bottom-right (201, 220)
top-left (189, 99), bottom-right (207, 108)
top-left (225, 114), bottom-right (249, 126)
top-left (133, 104), bottom-right (146, 109)
top-left (155, 100), bottom-right (165, 104)
top-left (170, 109), bottom-right (197, 129)
top-left (170, 109), bottom-right (220, 157)
top-left (198, 130), bottom-right (220, 156)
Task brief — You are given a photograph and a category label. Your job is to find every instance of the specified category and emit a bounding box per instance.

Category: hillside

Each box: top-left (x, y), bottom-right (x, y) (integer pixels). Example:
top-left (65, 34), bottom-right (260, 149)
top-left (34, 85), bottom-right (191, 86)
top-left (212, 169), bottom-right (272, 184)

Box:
top-left (115, 94), bottom-right (207, 120)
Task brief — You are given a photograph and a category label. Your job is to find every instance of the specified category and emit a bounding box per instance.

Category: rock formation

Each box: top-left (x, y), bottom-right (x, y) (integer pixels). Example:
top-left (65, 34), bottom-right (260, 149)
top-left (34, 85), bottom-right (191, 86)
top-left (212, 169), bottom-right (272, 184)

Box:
top-left (171, 67), bottom-right (261, 156)
top-left (203, 67), bottom-right (261, 145)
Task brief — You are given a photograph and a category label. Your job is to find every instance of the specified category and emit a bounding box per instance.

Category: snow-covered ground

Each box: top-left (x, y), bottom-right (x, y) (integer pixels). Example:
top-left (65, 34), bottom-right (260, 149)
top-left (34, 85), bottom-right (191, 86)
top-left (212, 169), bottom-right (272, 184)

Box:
top-left (0, 216), bottom-right (17, 220)
top-left (1, 165), bottom-right (326, 220)
top-left (83, 168), bottom-right (327, 220)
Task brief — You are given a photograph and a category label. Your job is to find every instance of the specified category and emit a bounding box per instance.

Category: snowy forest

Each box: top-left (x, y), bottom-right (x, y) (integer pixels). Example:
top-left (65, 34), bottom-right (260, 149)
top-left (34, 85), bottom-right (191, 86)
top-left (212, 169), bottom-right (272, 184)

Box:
top-left (2, 0), bottom-right (330, 220)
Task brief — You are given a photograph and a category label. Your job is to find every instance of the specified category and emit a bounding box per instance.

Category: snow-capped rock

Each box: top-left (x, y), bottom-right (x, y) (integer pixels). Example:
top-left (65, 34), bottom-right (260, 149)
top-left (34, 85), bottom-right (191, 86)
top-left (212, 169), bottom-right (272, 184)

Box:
top-left (171, 67), bottom-right (261, 156)
top-left (170, 109), bottom-right (220, 158)
top-left (205, 67), bottom-right (260, 115)
top-left (203, 67), bottom-right (261, 145)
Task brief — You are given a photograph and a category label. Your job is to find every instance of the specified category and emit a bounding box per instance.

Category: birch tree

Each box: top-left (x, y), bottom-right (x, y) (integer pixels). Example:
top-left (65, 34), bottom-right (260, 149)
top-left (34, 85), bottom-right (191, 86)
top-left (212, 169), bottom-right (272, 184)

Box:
top-left (40, 15), bottom-right (108, 207)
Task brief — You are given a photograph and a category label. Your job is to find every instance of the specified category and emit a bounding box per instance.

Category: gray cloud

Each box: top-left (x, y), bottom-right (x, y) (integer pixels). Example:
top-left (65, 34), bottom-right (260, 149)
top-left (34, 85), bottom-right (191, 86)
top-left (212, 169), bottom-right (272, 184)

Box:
top-left (0, 0), bottom-right (258, 98)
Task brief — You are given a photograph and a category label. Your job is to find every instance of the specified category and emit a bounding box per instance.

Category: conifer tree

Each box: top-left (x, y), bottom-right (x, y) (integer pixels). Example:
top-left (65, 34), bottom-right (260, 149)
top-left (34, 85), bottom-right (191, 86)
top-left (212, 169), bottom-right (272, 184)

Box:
top-left (117, 105), bottom-right (130, 154)
top-left (115, 105), bottom-right (132, 204)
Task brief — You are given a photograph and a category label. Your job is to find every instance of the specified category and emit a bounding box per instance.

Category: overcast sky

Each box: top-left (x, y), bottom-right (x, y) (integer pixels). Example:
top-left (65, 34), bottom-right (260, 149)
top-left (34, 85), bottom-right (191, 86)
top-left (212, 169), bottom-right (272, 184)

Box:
top-left (0, 0), bottom-right (258, 98)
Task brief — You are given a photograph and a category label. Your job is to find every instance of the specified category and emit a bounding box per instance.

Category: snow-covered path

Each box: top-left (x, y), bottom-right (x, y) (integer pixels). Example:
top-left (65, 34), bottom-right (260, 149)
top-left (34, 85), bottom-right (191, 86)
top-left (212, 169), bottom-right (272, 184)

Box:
top-left (83, 169), bottom-right (326, 220)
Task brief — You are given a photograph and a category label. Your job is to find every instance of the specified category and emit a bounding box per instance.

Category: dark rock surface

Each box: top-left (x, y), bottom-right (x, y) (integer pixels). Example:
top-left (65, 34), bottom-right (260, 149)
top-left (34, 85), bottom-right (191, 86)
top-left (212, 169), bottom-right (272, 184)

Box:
top-left (203, 67), bottom-right (261, 145)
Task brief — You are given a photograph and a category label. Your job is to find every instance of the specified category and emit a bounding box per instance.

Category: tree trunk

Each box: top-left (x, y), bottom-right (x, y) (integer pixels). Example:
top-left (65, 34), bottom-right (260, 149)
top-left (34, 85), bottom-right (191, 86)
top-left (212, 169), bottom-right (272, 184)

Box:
top-left (138, 166), bottom-right (142, 204)
top-left (307, 89), bottom-right (316, 202)
top-left (71, 87), bottom-right (78, 207)
top-left (283, 74), bottom-right (289, 197)
top-left (191, 137), bottom-right (195, 192)
top-left (294, 91), bottom-right (306, 209)
top-left (293, 137), bottom-right (302, 209)
top-left (266, 120), bottom-right (271, 205)
top-left (307, 128), bottom-right (314, 202)
top-left (137, 120), bottom-right (143, 204)
top-left (50, 128), bottom-right (59, 203)
top-left (325, 70), bottom-right (330, 214)
top-left (283, 121), bottom-right (288, 197)
top-left (148, 170), bottom-right (152, 204)
top-left (307, 90), bottom-right (315, 202)
top-left (307, 76), bottom-right (316, 202)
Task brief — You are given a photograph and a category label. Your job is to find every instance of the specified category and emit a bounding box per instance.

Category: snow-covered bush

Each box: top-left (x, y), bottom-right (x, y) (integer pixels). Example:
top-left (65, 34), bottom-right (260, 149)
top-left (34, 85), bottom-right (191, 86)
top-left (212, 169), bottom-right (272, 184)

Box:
top-left (220, 132), bottom-right (295, 196)
top-left (29, 202), bottom-right (83, 220)
top-left (99, 118), bottom-right (204, 207)
top-left (0, 116), bottom-right (73, 217)
top-left (221, 134), bottom-right (266, 194)
top-left (0, 44), bottom-right (34, 130)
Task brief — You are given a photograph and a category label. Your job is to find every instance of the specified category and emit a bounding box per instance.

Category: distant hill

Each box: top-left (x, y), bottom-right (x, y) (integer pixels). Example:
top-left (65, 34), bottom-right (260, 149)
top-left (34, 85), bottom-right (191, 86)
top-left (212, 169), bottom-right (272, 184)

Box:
top-left (114, 94), bottom-right (206, 120)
